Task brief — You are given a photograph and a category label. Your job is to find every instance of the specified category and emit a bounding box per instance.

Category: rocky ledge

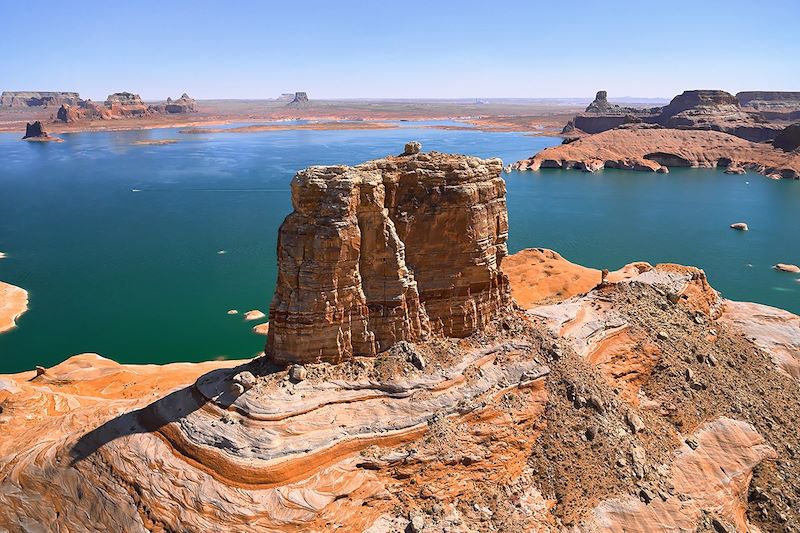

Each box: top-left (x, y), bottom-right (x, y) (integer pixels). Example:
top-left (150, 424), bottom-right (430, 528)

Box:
top-left (513, 126), bottom-right (800, 179)
top-left (2, 149), bottom-right (800, 532)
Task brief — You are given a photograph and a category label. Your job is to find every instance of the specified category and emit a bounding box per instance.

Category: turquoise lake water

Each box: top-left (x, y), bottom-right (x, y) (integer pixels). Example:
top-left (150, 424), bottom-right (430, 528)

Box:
top-left (0, 124), bottom-right (798, 373)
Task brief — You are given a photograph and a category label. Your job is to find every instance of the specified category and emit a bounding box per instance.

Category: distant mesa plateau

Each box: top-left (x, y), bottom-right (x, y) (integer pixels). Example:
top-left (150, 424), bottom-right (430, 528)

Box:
top-left (2, 145), bottom-right (800, 531)
top-left (515, 89), bottom-right (800, 179)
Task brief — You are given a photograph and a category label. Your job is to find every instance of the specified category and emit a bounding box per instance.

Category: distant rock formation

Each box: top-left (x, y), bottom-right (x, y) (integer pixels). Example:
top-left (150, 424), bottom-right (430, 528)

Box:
top-left (55, 93), bottom-right (196, 123)
top-left (737, 91), bottom-right (800, 110)
top-left (585, 91), bottom-right (619, 113)
top-left (1, 91), bottom-right (81, 108)
top-left (56, 104), bottom-right (80, 123)
top-left (164, 93), bottom-right (196, 114)
top-left (23, 121), bottom-right (47, 139)
top-left (513, 127), bottom-right (800, 179)
top-left (276, 93), bottom-right (296, 101)
top-left (286, 91), bottom-right (310, 108)
top-left (773, 123), bottom-right (800, 152)
top-left (267, 147), bottom-right (511, 364)
top-left (565, 89), bottom-right (784, 142)
top-left (105, 92), bottom-right (144, 106)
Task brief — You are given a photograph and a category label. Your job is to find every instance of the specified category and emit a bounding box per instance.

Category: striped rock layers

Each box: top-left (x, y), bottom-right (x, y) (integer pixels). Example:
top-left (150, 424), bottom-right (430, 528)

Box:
top-left (267, 150), bottom-right (511, 364)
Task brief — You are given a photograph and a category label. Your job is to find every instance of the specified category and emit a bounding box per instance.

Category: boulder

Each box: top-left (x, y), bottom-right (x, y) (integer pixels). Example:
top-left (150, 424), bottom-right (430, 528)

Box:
top-left (730, 223), bottom-right (749, 231)
top-left (403, 141), bottom-right (421, 155)
top-left (288, 364), bottom-right (307, 382)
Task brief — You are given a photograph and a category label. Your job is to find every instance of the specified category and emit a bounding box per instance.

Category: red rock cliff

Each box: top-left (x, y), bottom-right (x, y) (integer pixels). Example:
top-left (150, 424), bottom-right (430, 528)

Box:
top-left (267, 146), bottom-right (511, 363)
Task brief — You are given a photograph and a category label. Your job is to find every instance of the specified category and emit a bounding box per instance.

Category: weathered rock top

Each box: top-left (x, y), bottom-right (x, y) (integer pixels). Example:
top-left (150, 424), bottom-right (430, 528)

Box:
top-left (659, 89), bottom-right (740, 118)
top-left (0, 91), bottom-right (81, 107)
top-left (286, 91), bottom-right (310, 107)
top-left (267, 148), bottom-right (510, 364)
top-left (105, 92), bottom-right (145, 106)
top-left (585, 90), bottom-right (617, 113)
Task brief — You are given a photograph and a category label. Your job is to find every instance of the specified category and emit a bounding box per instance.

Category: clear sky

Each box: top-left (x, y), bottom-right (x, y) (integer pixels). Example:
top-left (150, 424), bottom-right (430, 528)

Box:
top-left (1, 0), bottom-right (798, 100)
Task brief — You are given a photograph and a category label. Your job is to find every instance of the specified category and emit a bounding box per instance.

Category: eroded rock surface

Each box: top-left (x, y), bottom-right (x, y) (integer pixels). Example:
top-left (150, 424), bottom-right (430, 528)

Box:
top-left (564, 89), bottom-right (787, 143)
top-left (0, 91), bottom-right (80, 107)
top-left (513, 126), bottom-right (800, 179)
top-left (267, 149), bottom-right (511, 364)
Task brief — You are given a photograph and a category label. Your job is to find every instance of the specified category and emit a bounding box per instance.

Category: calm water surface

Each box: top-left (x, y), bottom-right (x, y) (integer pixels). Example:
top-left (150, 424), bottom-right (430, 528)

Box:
top-left (0, 124), bottom-right (798, 372)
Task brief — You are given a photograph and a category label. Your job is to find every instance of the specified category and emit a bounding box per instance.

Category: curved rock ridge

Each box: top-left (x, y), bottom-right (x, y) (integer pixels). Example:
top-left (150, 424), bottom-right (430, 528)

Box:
top-left (267, 150), bottom-right (511, 364)
top-left (513, 127), bottom-right (800, 179)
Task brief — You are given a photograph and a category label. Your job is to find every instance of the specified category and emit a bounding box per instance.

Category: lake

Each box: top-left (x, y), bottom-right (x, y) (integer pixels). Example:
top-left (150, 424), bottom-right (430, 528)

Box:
top-left (0, 123), bottom-right (798, 373)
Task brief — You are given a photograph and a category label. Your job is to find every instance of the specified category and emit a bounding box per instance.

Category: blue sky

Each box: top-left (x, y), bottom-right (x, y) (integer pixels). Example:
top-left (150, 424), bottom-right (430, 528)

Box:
top-left (1, 0), bottom-right (798, 100)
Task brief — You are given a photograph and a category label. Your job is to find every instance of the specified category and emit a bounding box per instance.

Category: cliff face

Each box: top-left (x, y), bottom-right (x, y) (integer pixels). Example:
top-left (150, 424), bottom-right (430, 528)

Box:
top-left (737, 91), bottom-right (800, 109)
top-left (267, 147), bottom-right (511, 364)
top-left (565, 89), bottom-right (785, 143)
top-left (286, 91), bottom-right (310, 108)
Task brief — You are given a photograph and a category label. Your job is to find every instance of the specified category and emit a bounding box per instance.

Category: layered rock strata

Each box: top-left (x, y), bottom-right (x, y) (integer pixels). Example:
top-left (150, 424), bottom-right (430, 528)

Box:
top-left (0, 91), bottom-right (80, 107)
top-left (267, 149), bottom-right (511, 364)
top-left (513, 126), bottom-right (800, 179)
top-left (565, 89), bottom-right (786, 142)
top-left (737, 91), bottom-right (800, 110)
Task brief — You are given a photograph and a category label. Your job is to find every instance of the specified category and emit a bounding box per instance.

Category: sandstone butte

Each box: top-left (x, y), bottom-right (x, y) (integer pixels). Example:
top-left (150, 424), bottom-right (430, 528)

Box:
top-left (2, 149), bottom-right (800, 531)
top-left (513, 126), bottom-right (800, 179)
top-left (267, 147), bottom-right (510, 364)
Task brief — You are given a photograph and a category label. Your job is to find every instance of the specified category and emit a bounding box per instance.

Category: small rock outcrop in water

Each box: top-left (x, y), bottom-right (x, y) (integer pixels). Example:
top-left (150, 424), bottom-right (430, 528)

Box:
top-left (774, 263), bottom-right (800, 273)
top-left (21, 121), bottom-right (61, 142)
top-left (267, 147), bottom-right (511, 364)
top-left (730, 222), bottom-right (749, 231)
top-left (23, 121), bottom-right (47, 139)
top-left (285, 91), bottom-right (310, 108)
